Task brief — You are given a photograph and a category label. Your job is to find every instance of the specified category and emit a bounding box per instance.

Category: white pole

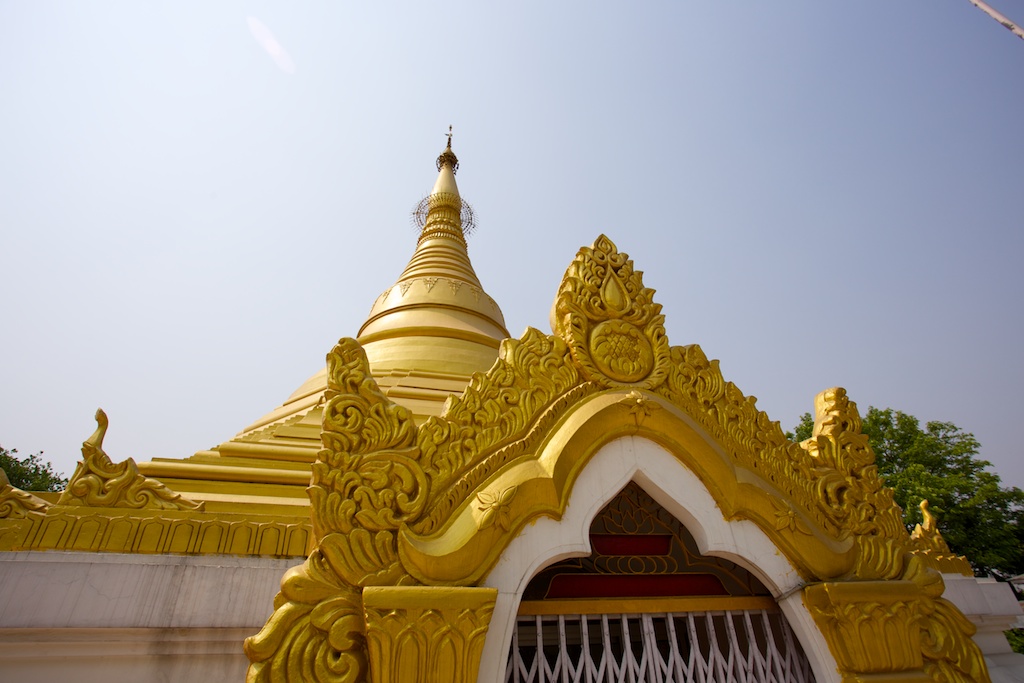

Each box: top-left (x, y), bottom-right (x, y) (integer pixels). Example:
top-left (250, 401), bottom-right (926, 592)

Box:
top-left (967, 0), bottom-right (1024, 40)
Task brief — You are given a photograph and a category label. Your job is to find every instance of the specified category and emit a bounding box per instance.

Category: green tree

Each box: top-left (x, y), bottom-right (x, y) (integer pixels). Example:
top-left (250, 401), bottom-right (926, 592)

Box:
top-left (0, 446), bottom-right (68, 493)
top-left (789, 409), bottom-right (1024, 578)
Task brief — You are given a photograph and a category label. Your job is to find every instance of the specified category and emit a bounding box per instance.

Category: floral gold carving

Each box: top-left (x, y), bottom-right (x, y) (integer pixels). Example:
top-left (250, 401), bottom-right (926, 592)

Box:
top-left (657, 357), bottom-right (907, 579)
top-left (0, 469), bottom-right (51, 519)
top-left (477, 486), bottom-right (516, 531)
top-left (246, 339), bottom-right (429, 683)
top-left (362, 586), bottom-right (496, 683)
top-left (619, 389), bottom-right (661, 426)
top-left (58, 409), bottom-right (204, 511)
top-left (554, 235), bottom-right (669, 389)
top-left (919, 595), bottom-right (988, 683)
top-left (771, 496), bottom-right (812, 536)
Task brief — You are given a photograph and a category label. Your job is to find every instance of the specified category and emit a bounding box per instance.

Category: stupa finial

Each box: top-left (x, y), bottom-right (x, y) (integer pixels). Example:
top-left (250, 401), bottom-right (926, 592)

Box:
top-left (415, 127), bottom-right (475, 238)
top-left (436, 125), bottom-right (459, 174)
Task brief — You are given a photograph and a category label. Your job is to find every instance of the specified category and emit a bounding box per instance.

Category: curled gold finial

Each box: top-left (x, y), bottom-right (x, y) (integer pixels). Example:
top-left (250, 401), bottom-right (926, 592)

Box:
top-left (57, 408), bottom-right (204, 510)
top-left (85, 408), bottom-right (109, 452)
top-left (437, 126), bottom-right (459, 173)
top-left (919, 499), bottom-right (937, 533)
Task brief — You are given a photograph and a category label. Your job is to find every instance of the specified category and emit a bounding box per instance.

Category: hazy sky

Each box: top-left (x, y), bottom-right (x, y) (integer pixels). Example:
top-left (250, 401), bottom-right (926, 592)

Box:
top-left (2, 3), bottom-right (1022, 491)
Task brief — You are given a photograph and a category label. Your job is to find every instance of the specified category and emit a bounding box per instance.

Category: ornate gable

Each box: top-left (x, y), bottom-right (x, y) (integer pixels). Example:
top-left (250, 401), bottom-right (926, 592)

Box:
top-left (247, 235), bottom-right (985, 683)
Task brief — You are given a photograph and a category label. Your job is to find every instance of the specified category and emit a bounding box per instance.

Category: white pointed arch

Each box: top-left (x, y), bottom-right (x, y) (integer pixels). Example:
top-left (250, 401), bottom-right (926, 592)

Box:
top-left (476, 435), bottom-right (841, 683)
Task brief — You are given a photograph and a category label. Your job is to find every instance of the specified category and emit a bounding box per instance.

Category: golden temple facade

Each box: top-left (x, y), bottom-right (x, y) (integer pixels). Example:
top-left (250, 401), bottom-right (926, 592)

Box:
top-left (1, 138), bottom-right (1022, 683)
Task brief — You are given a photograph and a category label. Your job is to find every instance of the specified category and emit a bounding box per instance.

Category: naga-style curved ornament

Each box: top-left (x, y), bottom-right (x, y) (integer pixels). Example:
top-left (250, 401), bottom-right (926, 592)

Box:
top-left (57, 409), bottom-right (204, 511)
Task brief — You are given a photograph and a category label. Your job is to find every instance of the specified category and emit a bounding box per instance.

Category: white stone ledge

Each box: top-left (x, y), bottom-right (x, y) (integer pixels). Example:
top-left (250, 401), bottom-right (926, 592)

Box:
top-left (0, 550), bottom-right (297, 629)
top-left (0, 627), bottom-right (253, 683)
top-left (0, 626), bottom-right (254, 656)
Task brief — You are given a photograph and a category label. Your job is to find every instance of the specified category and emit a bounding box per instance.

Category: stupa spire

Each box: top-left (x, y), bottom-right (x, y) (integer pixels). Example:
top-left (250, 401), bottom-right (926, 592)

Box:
top-left (416, 127), bottom-right (468, 247)
top-left (392, 130), bottom-right (482, 285)
top-left (204, 133), bottom-right (508, 452)
top-left (356, 132), bottom-right (509, 381)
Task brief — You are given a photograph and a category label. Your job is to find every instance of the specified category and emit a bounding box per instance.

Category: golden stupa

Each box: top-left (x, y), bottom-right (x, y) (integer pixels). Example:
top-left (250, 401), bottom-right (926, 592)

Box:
top-left (1, 137), bottom-right (1022, 683)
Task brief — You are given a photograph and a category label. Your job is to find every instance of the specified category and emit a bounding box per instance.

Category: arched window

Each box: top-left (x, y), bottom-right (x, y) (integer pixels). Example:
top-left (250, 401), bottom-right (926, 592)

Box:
top-left (507, 483), bottom-right (816, 683)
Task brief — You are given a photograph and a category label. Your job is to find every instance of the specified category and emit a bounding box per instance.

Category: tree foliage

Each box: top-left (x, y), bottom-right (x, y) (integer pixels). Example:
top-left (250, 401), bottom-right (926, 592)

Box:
top-left (790, 408), bottom-right (1024, 577)
top-left (0, 446), bottom-right (68, 493)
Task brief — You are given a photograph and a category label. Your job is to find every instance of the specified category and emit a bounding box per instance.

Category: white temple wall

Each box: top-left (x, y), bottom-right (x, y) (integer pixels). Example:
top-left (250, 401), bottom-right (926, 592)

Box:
top-left (0, 551), bottom-right (295, 683)
top-left (940, 572), bottom-right (1024, 682)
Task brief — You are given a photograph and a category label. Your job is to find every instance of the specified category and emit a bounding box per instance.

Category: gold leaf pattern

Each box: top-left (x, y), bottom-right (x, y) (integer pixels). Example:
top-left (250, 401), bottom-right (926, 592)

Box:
top-left (619, 389), bottom-right (661, 426)
top-left (770, 496), bottom-right (812, 536)
top-left (362, 587), bottom-right (497, 683)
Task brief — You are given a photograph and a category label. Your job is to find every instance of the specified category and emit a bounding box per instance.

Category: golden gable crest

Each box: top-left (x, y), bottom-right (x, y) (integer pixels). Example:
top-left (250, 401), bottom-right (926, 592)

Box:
top-left (553, 235), bottom-right (670, 388)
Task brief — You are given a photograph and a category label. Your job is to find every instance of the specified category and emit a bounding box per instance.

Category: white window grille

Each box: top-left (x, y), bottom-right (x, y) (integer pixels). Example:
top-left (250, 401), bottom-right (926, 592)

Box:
top-left (505, 609), bottom-right (814, 683)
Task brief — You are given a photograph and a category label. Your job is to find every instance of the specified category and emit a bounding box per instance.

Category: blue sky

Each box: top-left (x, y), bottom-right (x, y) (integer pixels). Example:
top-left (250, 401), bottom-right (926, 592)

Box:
top-left (2, 2), bottom-right (1023, 490)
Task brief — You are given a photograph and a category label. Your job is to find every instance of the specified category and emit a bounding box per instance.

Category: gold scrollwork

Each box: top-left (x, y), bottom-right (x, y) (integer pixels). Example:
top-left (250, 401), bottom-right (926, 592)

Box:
top-left (0, 469), bottom-right (51, 519)
top-left (245, 553), bottom-right (367, 683)
top-left (801, 389), bottom-right (907, 547)
top-left (805, 570), bottom-right (989, 683)
top-left (554, 235), bottom-right (670, 389)
top-left (919, 596), bottom-right (988, 683)
top-left (656, 341), bottom-right (906, 572)
top-left (246, 339), bottom-right (429, 683)
top-left (413, 328), bottom-right (586, 533)
top-left (57, 409), bottom-right (203, 511)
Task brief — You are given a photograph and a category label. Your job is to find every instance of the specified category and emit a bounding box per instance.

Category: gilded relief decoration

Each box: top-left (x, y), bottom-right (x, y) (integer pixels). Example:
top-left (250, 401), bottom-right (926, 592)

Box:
top-left (0, 468), bottom-right (51, 519)
top-left (412, 328), bottom-right (592, 535)
top-left (804, 580), bottom-right (929, 677)
top-left (245, 339), bottom-right (428, 683)
top-left (0, 409), bottom-right (310, 555)
top-left (553, 234), bottom-right (670, 388)
top-left (362, 586), bottom-right (496, 683)
top-left (248, 235), bottom-right (989, 683)
top-left (58, 409), bottom-right (204, 511)
top-left (908, 500), bottom-right (974, 576)
top-left (806, 557), bottom-right (986, 683)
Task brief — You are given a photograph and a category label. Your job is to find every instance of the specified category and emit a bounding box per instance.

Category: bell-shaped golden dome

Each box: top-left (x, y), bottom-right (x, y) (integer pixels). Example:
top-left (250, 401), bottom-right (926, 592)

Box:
top-left (357, 137), bottom-right (508, 378)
